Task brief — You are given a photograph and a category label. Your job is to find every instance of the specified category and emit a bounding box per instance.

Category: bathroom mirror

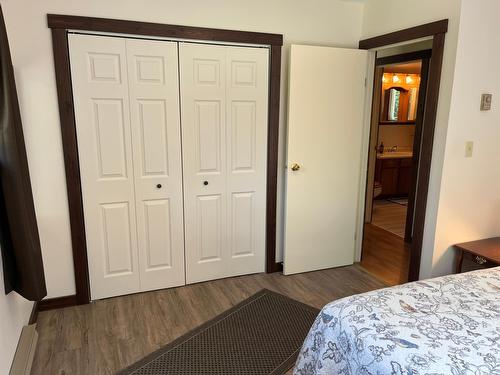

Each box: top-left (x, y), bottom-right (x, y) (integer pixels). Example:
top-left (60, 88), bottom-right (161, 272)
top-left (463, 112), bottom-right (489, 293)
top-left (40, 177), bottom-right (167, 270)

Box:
top-left (380, 72), bottom-right (420, 124)
top-left (381, 86), bottom-right (412, 123)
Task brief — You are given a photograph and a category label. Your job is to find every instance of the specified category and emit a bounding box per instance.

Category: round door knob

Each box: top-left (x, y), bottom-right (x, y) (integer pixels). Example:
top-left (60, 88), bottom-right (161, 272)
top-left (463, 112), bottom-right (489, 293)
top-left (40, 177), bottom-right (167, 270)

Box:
top-left (156, 184), bottom-right (162, 189)
top-left (290, 163), bottom-right (301, 171)
top-left (203, 181), bottom-right (209, 186)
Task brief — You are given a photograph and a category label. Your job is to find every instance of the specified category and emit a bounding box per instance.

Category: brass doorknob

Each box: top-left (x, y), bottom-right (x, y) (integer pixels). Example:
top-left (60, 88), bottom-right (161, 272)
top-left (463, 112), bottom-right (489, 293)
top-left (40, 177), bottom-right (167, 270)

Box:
top-left (290, 163), bottom-right (301, 171)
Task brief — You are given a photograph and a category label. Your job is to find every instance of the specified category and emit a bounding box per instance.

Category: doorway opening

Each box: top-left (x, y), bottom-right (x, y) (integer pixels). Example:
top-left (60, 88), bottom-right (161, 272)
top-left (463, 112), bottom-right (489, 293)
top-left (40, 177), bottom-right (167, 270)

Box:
top-left (281, 20), bottom-right (446, 283)
top-left (360, 47), bottom-right (432, 286)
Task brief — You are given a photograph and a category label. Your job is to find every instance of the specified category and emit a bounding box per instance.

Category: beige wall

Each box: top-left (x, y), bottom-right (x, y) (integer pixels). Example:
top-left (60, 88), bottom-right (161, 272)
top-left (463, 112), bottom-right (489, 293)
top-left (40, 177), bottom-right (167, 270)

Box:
top-left (362, 0), bottom-right (462, 278)
top-left (431, 0), bottom-right (500, 276)
top-left (365, 0), bottom-right (500, 279)
top-left (0, 0), bottom-right (364, 297)
top-left (378, 125), bottom-right (415, 150)
top-left (4, 0), bottom-right (491, 300)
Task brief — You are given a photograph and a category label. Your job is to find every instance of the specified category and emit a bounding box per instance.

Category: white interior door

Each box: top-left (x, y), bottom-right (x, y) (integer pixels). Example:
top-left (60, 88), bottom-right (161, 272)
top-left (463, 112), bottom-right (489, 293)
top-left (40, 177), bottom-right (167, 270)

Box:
top-left (70, 34), bottom-right (185, 299)
top-left (180, 43), bottom-right (269, 284)
top-left (126, 39), bottom-right (185, 291)
top-left (284, 45), bottom-right (368, 275)
top-left (69, 34), bottom-right (141, 299)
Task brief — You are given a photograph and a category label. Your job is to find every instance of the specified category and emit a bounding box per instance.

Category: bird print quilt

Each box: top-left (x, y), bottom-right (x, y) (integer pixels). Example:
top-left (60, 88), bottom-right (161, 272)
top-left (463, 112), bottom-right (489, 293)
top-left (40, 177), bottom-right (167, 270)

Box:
top-left (294, 267), bottom-right (500, 374)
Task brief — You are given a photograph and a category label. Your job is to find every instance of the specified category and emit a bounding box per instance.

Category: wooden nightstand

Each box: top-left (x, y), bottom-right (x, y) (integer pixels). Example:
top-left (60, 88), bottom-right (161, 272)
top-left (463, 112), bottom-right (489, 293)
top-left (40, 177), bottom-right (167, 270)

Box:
top-left (454, 237), bottom-right (500, 274)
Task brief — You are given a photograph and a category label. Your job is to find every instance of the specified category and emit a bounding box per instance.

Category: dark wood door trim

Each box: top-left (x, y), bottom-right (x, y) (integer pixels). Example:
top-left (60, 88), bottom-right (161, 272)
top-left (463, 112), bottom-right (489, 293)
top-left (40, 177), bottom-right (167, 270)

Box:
top-left (375, 49), bottom-right (432, 67)
top-left (266, 45), bottom-right (283, 273)
top-left (51, 28), bottom-right (91, 305)
top-left (406, 33), bottom-right (446, 282)
top-left (47, 14), bottom-right (283, 46)
top-left (360, 23), bottom-right (448, 283)
top-left (37, 295), bottom-right (78, 312)
top-left (405, 57), bottom-right (430, 243)
top-left (29, 294), bottom-right (79, 322)
top-left (28, 301), bottom-right (39, 324)
top-left (373, 49), bottom-right (433, 244)
top-left (49, 15), bottom-right (283, 305)
top-left (359, 20), bottom-right (448, 50)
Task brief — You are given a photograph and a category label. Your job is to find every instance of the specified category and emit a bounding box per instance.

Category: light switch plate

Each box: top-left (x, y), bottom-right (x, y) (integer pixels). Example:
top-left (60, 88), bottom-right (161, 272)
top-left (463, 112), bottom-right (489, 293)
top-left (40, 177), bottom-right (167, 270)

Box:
top-left (480, 93), bottom-right (492, 111)
top-left (465, 141), bottom-right (473, 157)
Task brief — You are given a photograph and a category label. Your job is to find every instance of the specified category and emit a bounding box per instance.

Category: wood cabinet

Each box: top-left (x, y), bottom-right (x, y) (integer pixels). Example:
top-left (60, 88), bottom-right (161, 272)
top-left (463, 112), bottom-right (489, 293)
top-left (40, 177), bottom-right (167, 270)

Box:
top-left (397, 158), bottom-right (413, 196)
top-left (454, 237), bottom-right (500, 274)
top-left (375, 157), bottom-right (413, 198)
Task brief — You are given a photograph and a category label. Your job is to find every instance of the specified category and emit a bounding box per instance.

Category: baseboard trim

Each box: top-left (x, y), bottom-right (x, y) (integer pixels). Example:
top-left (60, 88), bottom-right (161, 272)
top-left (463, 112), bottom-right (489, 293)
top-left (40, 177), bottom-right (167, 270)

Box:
top-left (28, 302), bottom-right (39, 325)
top-left (37, 294), bottom-right (78, 312)
top-left (32, 266), bottom-right (285, 314)
top-left (269, 262), bottom-right (283, 273)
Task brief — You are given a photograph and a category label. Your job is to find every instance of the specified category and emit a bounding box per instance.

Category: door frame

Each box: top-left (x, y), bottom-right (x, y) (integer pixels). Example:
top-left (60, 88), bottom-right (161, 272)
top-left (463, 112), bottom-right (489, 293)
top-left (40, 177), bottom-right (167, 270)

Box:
top-left (367, 49), bottom-right (432, 243)
top-left (358, 19), bottom-right (448, 282)
top-left (48, 14), bottom-right (283, 305)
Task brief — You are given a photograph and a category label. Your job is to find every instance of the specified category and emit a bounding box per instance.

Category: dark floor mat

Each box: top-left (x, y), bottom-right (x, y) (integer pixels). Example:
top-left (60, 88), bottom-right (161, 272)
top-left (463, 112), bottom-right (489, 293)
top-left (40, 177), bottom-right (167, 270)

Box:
top-left (118, 289), bottom-right (319, 375)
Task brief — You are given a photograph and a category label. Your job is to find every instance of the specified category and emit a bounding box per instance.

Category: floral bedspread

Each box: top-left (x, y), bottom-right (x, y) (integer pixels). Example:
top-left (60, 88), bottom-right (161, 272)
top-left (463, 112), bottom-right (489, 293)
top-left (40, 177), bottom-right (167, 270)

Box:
top-left (294, 267), bottom-right (500, 374)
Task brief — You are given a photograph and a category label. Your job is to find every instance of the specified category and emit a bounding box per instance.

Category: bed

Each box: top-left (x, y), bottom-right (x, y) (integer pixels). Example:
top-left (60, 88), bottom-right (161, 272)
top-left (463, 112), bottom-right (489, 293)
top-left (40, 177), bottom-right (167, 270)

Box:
top-left (294, 267), bottom-right (500, 374)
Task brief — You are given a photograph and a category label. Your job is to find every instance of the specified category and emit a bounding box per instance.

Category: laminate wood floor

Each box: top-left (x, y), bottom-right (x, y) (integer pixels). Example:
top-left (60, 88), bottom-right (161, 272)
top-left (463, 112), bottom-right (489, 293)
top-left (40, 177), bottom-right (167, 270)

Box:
top-left (371, 199), bottom-right (407, 238)
top-left (32, 265), bottom-right (384, 375)
top-left (360, 223), bottom-right (410, 286)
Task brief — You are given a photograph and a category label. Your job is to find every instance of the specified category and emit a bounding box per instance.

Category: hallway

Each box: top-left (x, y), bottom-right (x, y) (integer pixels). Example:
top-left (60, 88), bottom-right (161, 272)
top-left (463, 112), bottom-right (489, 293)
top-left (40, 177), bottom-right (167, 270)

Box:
top-left (360, 223), bottom-right (410, 285)
top-left (371, 199), bottom-right (408, 238)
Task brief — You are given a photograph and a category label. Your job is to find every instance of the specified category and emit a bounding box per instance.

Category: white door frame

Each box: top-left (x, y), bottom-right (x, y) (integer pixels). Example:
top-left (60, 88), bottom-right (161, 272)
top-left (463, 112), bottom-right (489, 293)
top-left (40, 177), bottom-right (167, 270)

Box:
top-left (354, 51), bottom-right (376, 262)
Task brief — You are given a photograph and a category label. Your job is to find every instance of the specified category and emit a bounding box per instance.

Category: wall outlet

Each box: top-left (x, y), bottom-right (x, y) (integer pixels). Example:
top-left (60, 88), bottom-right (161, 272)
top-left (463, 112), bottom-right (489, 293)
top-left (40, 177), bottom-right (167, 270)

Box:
top-left (465, 141), bottom-right (474, 157)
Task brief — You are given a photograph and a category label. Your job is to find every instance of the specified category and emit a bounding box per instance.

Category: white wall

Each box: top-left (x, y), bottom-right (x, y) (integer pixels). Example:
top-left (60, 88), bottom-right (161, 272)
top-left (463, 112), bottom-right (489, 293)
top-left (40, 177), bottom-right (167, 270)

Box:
top-left (0, 251), bottom-right (33, 374)
top-left (430, 0), bottom-right (500, 276)
top-left (0, 0), bottom-right (364, 297)
top-left (362, 0), bottom-right (462, 278)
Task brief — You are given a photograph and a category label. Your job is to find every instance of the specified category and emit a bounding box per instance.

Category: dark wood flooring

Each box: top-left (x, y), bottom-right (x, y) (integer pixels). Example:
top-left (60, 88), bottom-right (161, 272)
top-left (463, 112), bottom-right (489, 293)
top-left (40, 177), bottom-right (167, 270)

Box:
top-left (32, 265), bottom-right (384, 375)
top-left (360, 223), bottom-right (411, 286)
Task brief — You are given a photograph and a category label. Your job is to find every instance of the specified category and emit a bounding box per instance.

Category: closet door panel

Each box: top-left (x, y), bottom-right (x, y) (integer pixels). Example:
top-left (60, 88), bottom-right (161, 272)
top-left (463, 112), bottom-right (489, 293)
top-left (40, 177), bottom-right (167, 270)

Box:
top-left (197, 194), bottom-right (223, 262)
top-left (180, 43), bottom-right (227, 283)
top-left (69, 34), bottom-right (140, 299)
top-left (195, 100), bottom-right (223, 174)
top-left (226, 46), bottom-right (268, 276)
top-left (100, 202), bottom-right (135, 274)
top-left (230, 191), bottom-right (255, 258)
top-left (181, 43), bottom-right (269, 284)
top-left (142, 199), bottom-right (173, 269)
top-left (126, 39), bottom-right (185, 291)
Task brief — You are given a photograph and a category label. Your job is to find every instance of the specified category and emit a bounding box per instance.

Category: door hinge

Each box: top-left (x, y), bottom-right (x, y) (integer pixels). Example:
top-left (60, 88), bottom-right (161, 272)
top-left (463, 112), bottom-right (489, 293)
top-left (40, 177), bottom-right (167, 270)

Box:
top-left (364, 77), bottom-right (367, 87)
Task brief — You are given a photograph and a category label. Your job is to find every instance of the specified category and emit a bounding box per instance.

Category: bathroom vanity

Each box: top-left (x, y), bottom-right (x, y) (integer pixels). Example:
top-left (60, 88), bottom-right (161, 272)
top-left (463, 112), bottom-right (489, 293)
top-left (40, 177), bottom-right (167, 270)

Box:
top-left (374, 154), bottom-right (413, 198)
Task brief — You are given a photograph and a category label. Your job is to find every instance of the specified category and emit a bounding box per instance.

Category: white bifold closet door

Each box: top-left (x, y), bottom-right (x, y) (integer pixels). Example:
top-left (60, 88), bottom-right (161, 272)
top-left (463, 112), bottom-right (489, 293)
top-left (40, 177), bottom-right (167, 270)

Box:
top-left (179, 43), bottom-right (269, 284)
top-left (69, 34), bottom-right (185, 299)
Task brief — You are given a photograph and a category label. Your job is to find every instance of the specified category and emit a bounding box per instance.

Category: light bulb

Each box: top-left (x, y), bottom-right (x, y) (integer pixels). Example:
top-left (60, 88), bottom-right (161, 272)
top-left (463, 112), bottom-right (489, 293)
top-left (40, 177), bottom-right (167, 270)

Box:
top-left (382, 75), bottom-right (387, 83)
top-left (392, 74), bottom-right (400, 83)
top-left (406, 75), bottom-right (413, 84)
